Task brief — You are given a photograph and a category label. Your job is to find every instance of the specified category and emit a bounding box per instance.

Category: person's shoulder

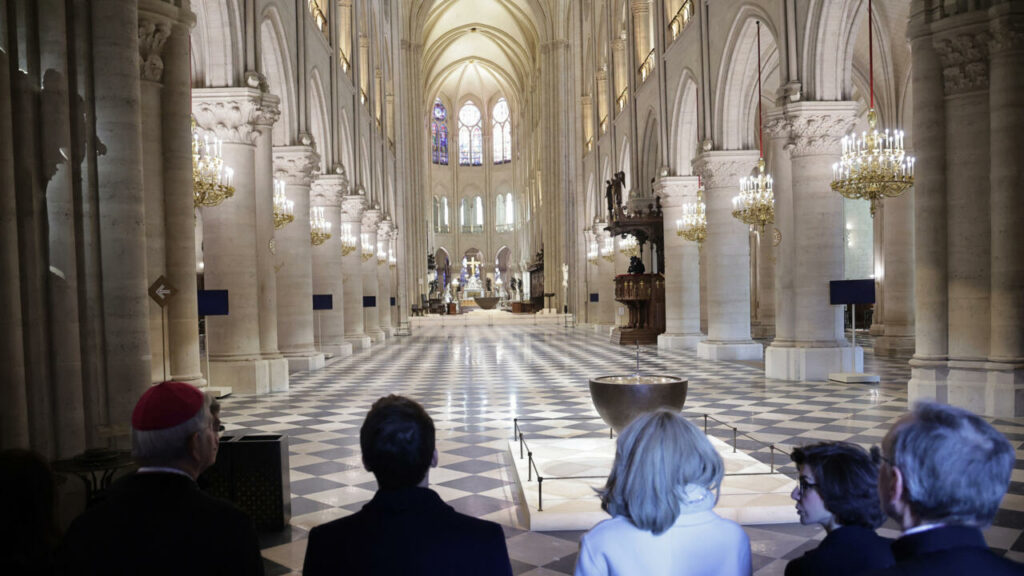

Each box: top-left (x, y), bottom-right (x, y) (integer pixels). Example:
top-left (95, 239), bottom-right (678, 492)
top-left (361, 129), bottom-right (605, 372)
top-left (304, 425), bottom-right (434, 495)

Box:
top-left (582, 515), bottom-right (639, 544)
top-left (707, 512), bottom-right (750, 541)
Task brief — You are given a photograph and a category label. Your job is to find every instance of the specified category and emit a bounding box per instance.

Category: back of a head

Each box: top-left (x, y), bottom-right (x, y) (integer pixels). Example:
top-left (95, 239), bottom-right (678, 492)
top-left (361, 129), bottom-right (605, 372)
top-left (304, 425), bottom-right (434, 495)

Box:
top-left (600, 409), bottom-right (724, 535)
top-left (0, 449), bottom-right (59, 568)
top-left (791, 442), bottom-right (885, 528)
top-left (131, 381), bottom-right (212, 467)
top-left (360, 395), bottom-right (435, 490)
top-left (891, 402), bottom-right (1014, 527)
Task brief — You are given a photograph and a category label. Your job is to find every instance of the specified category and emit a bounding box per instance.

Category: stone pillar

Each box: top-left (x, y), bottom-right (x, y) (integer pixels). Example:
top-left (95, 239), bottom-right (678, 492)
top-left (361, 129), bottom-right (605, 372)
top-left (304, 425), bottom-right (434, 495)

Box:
top-left (362, 208), bottom-right (384, 342)
top-left (985, 6), bottom-right (1024, 403)
top-left (631, 1), bottom-right (652, 66)
top-left (869, 206), bottom-right (886, 336)
top-left (693, 151), bottom-right (762, 361)
top-left (656, 176), bottom-right (704, 350)
top-left (874, 189), bottom-right (916, 357)
top-left (93, 0), bottom-right (153, 427)
top-left (252, 99), bottom-right (289, 392)
top-left (139, 9), bottom-right (171, 384)
top-left (158, 5), bottom-right (204, 387)
top-left (765, 111), bottom-right (795, 350)
top-left (907, 6), bottom-right (950, 402)
top-left (377, 219), bottom-right (395, 337)
top-left (596, 69), bottom-right (609, 128)
top-left (341, 192), bottom-right (371, 349)
top-left (594, 227), bottom-right (616, 329)
top-left (752, 225), bottom-right (775, 339)
top-left (193, 88), bottom-right (288, 395)
top-left (273, 145), bottom-right (325, 372)
top-left (310, 175), bottom-right (353, 359)
top-left (766, 102), bottom-right (861, 380)
top-left (0, 28), bottom-right (29, 449)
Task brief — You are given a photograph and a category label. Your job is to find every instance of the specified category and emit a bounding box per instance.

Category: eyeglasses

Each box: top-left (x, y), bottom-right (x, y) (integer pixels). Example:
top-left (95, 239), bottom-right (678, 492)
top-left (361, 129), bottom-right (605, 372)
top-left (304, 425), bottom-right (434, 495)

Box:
top-left (870, 445), bottom-right (892, 467)
top-left (797, 477), bottom-right (818, 494)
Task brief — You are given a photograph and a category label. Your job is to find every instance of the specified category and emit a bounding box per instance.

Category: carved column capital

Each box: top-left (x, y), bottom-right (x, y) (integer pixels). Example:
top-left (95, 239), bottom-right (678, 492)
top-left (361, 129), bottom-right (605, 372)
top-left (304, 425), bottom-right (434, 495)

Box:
top-left (692, 151), bottom-right (759, 190)
top-left (340, 193), bottom-right (367, 223)
top-left (361, 208), bottom-right (382, 232)
top-left (780, 101), bottom-right (859, 157)
top-left (934, 30), bottom-right (991, 94)
top-left (377, 219), bottom-right (395, 241)
top-left (653, 176), bottom-right (700, 208)
top-left (990, 13), bottom-right (1024, 54)
top-left (192, 87), bottom-right (280, 144)
top-left (273, 146), bottom-right (321, 186)
top-left (310, 175), bottom-right (345, 208)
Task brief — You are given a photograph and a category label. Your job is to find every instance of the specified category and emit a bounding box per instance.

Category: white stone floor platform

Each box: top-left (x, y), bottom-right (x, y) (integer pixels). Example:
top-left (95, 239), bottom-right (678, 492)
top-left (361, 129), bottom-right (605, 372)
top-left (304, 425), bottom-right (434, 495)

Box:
top-left (411, 308), bottom-right (572, 327)
top-left (508, 435), bottom-right (799, 532)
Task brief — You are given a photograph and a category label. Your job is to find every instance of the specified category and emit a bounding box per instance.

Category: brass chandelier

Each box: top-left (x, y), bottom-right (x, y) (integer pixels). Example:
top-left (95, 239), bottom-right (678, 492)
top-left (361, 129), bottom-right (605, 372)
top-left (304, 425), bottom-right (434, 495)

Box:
top-left (310, 206), bottom-right (332, 246)
top-left (677, 177), bottom-right (707, 245)
top-left (339, 223), bottom-right (357, 256)
top-left (830, 0), bottom-right (914, 215)
top-left (272, 179), bottom-right (295, 229)
top-left (192, 117), bottom-right (235, 208)
top-left (360, 232), bottom-right (374, 262)
top-left (731, 21), bottom-right (774, 233)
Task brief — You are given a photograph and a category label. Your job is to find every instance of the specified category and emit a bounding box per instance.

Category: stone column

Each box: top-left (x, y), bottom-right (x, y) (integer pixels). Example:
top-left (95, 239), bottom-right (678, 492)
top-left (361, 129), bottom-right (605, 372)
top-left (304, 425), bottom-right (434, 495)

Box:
top-left (985, 6), bottom-right (1024, 402)
top-left (310, 175), bottom-right (353, 359)
top-left (874, 189), bottom-right (916, 357)
top-left (252, 97), bottom-right (289, 392)
top-left (362, 208), bottom-right (384, 342)
top-left (631, 1), bottom-right (652, 66)
top-left (764, 111), bottom-right (795, 349)
top-left (93, 0), bottom-right (152, 427)
top-left (139, 9), bottom-right (171, 384)
top-left (693, 151), bottom-right (762, 360)
top-left (907, 6), bottom-right (950, 402)
top-left (592, 226), bottom-right (615, 330)
top-left (869, 206), bottom-right (886, 336)
top-left (341, 192), bottom-right (371, 349)
top-left (273, 145), bottom-right (325, 372)
top-left (656, 176), bottom-right (704, 350)
top-left (377, 218), bottom-right (395, 337)
top-left (193, 88), bottom-right (287, 395)
top-left (766, 102), bottom-right (860, 380)
top-left (0, 31), bottom-right (29, 449)
top-left (159, 4), bottom-right (204, 387)
top-left (752, 225), bottom-right (775, 339)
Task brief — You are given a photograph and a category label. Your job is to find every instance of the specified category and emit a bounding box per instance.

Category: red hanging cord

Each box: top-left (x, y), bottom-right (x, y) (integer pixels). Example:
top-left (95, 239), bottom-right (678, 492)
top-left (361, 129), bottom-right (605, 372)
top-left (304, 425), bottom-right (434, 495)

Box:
top-left (868, 0), bottom-right (874, 109)
top-left (756, 21), bottom-right (763, 159)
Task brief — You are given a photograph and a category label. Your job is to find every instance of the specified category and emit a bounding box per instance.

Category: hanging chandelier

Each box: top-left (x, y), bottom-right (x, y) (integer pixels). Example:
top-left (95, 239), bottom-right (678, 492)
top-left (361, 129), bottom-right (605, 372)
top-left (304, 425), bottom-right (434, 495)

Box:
top-left (340, 223), bottom-right (357, 256)
top-left (676, 177), bottom-right (707, 245)
top-left (192, 117), bottom-right (235, 208)
top-left (731, 21), bottom-right (774, 233)
top-left (600, 236), bottom-right (615, 262)
top-left (830, 0), bottom-right (913, 216)
top-left (388, 242), bottom-right (397, 269)
top-left (618, 235), bottom-right (639, 258)
top-left (272, 179), bottom-right (294, 229)
top-left (376, 241), bottom-right (388, 265)
top-left (587, 240), bottom-right (599, 264)
top-left (360, 232), bottom-right (374, 262)
top-left (310, 206), bottom-right (332, 246)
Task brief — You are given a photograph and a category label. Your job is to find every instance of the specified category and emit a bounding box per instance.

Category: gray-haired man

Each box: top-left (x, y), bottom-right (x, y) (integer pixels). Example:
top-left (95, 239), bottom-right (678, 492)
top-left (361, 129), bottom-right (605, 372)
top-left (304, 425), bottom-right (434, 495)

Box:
top-left (867, 402), bottom-right (1023, 575)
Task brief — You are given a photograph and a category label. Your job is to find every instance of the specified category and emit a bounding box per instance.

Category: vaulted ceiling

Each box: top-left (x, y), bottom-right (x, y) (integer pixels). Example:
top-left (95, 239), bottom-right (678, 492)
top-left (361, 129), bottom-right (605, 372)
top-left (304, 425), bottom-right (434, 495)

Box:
top-left (408, 0), bottom-right (552, 109)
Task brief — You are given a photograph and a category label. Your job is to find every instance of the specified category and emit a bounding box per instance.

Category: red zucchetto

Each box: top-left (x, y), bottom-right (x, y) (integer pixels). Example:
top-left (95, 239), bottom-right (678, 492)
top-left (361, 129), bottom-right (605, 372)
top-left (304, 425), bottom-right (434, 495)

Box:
top-left (131, 381), bottom-right (205, 431)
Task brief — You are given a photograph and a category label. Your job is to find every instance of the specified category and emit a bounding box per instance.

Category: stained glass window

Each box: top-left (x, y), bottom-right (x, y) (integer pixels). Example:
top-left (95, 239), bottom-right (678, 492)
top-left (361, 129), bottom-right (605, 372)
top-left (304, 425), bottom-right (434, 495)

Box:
top-left (458, 101), bottom-right (483, 166)
top-left (431, 99), bottom-right (448, 165)
top-left (492, 98), bottom-right (511, 164)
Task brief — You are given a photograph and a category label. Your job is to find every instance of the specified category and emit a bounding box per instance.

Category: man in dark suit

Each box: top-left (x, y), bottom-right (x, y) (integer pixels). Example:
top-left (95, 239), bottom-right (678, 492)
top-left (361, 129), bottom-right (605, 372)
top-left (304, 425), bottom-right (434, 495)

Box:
top-left (303, 395), bottom-right (513, 576)
top-left (59, 381), bottom-right (264, 576)
top-left (867, 402), bottom-right (1023, 576)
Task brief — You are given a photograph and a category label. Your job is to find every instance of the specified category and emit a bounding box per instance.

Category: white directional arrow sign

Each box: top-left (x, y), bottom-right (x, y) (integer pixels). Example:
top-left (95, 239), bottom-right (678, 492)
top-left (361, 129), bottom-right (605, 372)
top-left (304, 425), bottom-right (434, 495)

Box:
top-left (148, 275), bottom-right (178, 308)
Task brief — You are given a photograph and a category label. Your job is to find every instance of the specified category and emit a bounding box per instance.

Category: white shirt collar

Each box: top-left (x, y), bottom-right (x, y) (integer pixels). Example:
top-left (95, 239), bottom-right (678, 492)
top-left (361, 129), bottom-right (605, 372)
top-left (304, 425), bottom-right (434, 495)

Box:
top-left (903, 522), bottom-right (945, 536)
top-left (136, 466), bottom-right (194, 480)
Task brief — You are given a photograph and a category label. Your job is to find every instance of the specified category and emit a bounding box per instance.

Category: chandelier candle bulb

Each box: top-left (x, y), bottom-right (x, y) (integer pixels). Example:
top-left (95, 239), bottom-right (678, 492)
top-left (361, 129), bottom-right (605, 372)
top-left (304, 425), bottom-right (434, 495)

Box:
top-left (310, 206), bottom-right (332, 246)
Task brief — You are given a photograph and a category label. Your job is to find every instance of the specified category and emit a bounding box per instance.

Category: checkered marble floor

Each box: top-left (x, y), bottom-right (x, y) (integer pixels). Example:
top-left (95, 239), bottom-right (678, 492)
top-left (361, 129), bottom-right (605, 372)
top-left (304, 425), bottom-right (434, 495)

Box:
top-left (216, 322), bottom-right (1024, 575)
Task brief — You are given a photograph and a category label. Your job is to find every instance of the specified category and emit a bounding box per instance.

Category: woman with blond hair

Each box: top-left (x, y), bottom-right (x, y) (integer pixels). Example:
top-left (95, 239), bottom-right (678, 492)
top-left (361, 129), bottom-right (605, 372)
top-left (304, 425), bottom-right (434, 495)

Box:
top-left (575, 409), bottom-right (751, 576)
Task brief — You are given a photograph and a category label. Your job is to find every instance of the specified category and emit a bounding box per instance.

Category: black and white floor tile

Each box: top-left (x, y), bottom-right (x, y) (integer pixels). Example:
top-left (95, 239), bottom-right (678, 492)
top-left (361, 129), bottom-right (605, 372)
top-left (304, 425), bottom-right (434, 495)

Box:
top-left (216, 322), bottom-right (1024, 575)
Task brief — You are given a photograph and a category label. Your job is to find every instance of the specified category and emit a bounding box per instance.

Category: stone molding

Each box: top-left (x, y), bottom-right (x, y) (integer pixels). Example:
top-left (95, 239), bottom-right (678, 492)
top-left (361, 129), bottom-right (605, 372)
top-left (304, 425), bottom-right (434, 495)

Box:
top-left (192, 87), bottom-right (281, 144)
top-left (377, 219), bottom-right (394, 241)
top-left (340, 194), bottom-right (367, 223)
top-left (273, 146), bottom-right (321, 186)
top-left (934, 32), bottom-right (991, 94)
top-left (361, 208), bottom-right (382, 232)
top-left (310, 176), bottom-right (346, 208)
top-left (692, 151), bottom-right (759, 190)
top-left (138, 18), bottom-right (171, 82)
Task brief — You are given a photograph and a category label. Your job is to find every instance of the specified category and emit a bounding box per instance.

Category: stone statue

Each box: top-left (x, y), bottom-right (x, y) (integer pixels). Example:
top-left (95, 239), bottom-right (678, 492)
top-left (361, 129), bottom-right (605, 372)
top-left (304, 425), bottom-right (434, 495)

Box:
top-left (605, 179), bottom-right (615, 221)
